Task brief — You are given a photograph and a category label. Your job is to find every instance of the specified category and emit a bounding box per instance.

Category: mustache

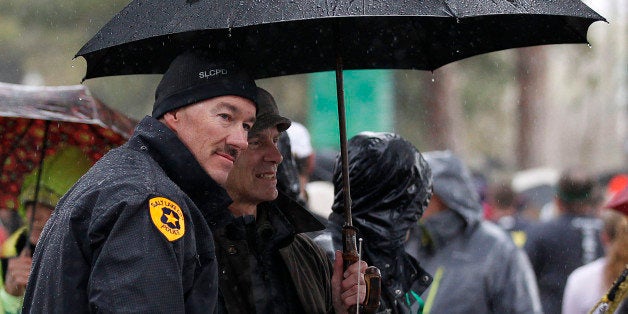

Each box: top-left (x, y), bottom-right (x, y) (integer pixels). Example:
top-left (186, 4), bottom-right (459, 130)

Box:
top-left (225, 146), bottom-right (239, 160)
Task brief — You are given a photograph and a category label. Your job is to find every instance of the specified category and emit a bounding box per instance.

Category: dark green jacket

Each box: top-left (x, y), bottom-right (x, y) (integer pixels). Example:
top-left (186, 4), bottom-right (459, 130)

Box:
top-left (212, 192), bottom-right (332, 314)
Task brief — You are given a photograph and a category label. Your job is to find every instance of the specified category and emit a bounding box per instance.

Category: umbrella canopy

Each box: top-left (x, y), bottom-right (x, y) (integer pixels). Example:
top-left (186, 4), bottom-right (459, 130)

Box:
top-left (77, 0), bottom-right (605, 80)
top-left (76, 0), bottom-right (605, 225)
top-left (0, 82), bottom-right (138, 211)
top-left (78, 0), bottom-right (605, 215)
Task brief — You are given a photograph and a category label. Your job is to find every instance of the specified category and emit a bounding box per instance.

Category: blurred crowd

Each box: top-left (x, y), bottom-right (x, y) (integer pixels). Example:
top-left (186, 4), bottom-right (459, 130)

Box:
top-left (277, 121), bottom-right (628, 314)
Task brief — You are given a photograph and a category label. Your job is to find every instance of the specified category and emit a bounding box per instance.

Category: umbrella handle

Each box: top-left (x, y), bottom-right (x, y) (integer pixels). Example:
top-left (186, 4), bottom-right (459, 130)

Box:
top-left (589, 265), bottom-right (628, 314)
top-left (342, 225), bottom-right (381, 314)
top-left (361, 267), bottom-right (382, 313)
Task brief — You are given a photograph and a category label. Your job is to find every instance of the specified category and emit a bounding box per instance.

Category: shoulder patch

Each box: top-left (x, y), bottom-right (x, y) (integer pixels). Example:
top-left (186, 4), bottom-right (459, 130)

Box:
top-left (149, 197), bottom-right (185, 242)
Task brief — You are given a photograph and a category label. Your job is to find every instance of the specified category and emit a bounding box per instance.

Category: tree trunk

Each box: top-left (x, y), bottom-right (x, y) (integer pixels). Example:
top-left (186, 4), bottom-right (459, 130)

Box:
top-left (516, 47), bottom-right (547, 170)
top-left (423, 64), bottom-right (464, 153)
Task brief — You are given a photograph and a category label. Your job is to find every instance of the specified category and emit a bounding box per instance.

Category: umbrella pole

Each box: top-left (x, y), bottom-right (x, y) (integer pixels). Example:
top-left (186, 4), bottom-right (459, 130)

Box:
top-left (24, 120), bottom-right (51, 255)
top-left (336, 52), bottom-right (361, 314)
top-left (335, 56), bottom-right (352, 226)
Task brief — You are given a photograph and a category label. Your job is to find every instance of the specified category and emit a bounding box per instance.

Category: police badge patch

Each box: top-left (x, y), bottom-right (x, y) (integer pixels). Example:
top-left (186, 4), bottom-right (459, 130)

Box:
top-left (149, 196), bottom-right (185, 241)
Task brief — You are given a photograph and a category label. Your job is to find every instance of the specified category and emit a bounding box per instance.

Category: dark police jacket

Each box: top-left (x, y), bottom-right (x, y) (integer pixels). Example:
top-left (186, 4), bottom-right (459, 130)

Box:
top-left (210, 192), bottom-right (333, 314)
top-left (23, 116), bottom-right (224, 313)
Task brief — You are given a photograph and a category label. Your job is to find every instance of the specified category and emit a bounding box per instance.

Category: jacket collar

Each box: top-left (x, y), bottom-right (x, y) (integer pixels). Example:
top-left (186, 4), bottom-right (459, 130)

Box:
top-left (271, 191), bottom-right (325, 234)
top-left (214, 186), bottom-right (325, 235)
top-left (128, 116), bottom-right (233, 217)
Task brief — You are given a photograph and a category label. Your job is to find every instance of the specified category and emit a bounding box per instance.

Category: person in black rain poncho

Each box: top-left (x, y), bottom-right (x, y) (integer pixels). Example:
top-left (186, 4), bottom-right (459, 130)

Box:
top-left (328, 132), bottom-right (433, 313)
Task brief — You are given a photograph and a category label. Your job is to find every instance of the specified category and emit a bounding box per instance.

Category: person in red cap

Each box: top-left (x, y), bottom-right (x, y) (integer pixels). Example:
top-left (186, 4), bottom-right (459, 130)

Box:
top-left (606, 183), bottom-right (628, 216)
top-left (23, 50), bottom-right (257, 313)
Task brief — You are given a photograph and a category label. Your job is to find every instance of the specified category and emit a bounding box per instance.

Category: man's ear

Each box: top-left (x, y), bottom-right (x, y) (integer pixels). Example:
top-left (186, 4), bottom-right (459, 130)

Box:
top-left (160, 110), bottom-right (179, 130)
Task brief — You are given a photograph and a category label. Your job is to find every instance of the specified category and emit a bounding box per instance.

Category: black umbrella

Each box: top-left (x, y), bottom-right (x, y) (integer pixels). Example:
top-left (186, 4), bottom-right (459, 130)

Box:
top-left (77, 2), bottom-right (605, 310)
top-left (78, 0), bottom-right (605, 220)
top-left (78, 0), bottom-right (605, 80)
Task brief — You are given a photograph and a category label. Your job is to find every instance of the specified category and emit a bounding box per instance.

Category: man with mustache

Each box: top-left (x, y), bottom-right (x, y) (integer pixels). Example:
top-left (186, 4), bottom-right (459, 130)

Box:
top-left (23, 50), bottom-right (257, 313)
top-left (215, 88), bottom-right (367, 313)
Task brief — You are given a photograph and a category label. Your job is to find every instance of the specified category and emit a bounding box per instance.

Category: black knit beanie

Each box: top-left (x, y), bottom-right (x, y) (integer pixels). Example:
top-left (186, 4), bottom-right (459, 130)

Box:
top-left (152, 50), bottom-right (257, 118)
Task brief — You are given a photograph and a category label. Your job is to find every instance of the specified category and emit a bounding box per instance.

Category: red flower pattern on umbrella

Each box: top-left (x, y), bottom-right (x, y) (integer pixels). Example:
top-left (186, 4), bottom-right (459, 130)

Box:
top-left (0, 82), bottom-right (137, 211)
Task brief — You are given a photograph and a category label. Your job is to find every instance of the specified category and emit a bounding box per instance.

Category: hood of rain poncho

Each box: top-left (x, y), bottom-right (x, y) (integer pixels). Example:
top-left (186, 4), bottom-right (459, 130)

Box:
top-left (422, 150), bottom-right (483, 230)
top-left (330, 132), bottom-right (432, 242)
top-left (329, 132), bottom-right (432, 298)
top-left (18, 146), bottom-right (92, 217)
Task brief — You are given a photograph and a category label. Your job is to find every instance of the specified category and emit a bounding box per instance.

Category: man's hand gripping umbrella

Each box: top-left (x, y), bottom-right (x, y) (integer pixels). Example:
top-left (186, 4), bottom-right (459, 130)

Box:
top-left (334, 55), bottom-right (382, 314)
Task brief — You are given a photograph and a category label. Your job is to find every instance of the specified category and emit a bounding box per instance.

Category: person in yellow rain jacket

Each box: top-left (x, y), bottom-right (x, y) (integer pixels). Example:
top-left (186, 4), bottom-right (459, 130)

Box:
top-left (0, 146), bottom-right (91, 314)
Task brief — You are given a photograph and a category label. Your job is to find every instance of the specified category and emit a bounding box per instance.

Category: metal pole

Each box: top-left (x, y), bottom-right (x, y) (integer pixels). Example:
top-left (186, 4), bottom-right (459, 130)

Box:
top-left (24, 120), bottom-right (51, 255)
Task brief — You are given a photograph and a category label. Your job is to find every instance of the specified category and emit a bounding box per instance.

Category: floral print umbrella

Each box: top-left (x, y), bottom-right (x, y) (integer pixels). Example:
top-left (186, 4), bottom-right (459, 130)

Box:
top-left (0, 82), bottom-right (137, 211)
